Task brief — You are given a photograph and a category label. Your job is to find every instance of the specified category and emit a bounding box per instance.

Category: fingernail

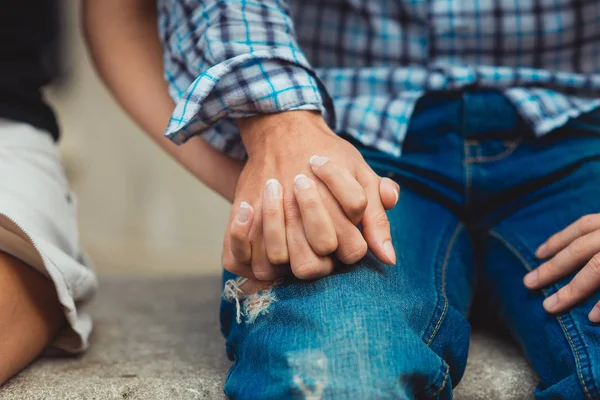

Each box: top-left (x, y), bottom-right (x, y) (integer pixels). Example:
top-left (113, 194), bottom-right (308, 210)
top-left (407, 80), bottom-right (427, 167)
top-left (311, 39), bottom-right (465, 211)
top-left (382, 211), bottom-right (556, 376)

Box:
top-left (524, 270), bottom-right (538, 287)
top-left (536, 244), bottom-right (548, 259)
top-left (393, 188), bottom-right (399, 205)
top-left (265, 179), bottom-right (281, 199)
top-left (543, 294), bottom-right (558, 311)
top-left (294, 174), bottom-right (312, 190)
top-left (309, 155), bottom-right (330, 168)
top-left (383, 240), bottom-right (396, 265)
top-left (589, 305), bottom-right (600, 323)
top-left (237, 202), bottom-right (250, 223)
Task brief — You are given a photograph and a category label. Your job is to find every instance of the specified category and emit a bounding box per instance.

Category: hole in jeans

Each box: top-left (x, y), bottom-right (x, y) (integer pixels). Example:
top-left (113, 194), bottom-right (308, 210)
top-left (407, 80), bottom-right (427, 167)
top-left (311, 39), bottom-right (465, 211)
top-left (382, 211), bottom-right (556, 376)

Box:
top-left (223, 277), bottom-right (282, 324)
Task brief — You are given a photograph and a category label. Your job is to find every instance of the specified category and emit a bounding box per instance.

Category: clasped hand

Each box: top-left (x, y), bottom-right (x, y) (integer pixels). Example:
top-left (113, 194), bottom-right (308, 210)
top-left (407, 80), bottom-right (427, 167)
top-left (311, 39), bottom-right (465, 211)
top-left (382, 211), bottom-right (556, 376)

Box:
top-left (222, 111), bottom-right (399, 281)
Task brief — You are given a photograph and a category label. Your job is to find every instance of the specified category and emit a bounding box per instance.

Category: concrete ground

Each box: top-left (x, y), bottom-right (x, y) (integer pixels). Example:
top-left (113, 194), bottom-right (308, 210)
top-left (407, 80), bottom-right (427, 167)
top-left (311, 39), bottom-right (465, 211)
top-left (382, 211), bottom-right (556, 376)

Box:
top-left (1, 276), bottom-right (537, 400)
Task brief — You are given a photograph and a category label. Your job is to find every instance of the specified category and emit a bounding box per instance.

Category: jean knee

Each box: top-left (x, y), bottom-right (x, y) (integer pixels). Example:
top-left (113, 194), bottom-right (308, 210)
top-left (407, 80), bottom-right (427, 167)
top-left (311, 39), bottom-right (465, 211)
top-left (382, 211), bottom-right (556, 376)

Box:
top-left (221, 258), bottom-right (464, 399)
top-left (224, 310), bottom-right (454, 399)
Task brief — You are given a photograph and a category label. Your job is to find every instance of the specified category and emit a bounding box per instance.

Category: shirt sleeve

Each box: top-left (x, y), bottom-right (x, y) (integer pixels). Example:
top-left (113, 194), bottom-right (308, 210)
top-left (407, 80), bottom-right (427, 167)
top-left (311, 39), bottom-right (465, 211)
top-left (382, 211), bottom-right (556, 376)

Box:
top-left (158, 0), bottom-right (335, 154)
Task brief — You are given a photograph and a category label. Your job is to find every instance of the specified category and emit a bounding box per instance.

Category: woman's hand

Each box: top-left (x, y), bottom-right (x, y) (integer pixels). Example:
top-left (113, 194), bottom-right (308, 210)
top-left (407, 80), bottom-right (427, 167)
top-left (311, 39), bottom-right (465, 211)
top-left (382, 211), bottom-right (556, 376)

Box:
top-left (525, 214), bottom-right (600, 322)
top-left (226, 173), bottom-right (400, 280)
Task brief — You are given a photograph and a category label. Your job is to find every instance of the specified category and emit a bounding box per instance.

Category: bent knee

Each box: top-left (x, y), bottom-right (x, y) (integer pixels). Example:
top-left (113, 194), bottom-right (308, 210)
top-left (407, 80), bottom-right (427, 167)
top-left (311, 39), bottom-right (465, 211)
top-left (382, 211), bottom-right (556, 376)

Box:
top-left (0, 251), bottom-right (64, 384)
top-left (225, 334), bottom-right (453, 399)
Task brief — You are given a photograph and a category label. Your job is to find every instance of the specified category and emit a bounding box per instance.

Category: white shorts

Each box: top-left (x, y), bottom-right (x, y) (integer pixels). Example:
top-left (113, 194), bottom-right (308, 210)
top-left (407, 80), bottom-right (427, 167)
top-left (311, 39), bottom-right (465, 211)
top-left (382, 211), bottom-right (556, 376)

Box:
top-left (0, 119), bottom-right (97, 353)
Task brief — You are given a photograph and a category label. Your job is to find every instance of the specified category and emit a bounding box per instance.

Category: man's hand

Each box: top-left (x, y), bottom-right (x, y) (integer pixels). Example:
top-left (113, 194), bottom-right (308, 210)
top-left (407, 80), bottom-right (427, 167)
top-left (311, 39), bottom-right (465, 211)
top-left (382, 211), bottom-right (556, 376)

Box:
top-left (525, 214), bottom-right (600, 322)
top-left (222, 110), bottom-right (398, 281)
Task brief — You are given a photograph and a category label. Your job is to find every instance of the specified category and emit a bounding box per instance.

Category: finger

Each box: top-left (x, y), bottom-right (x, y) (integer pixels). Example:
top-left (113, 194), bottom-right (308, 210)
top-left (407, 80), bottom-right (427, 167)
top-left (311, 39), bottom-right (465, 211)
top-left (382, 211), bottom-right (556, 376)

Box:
top-left (248, 214), bottom-right (285, 281)
top-left (294, 174), bottom-right (338, 256)
top-left (536, 214), bottom-right (600, 259)
top-left (360, 176), bottom-right (396, 265)
top-left (250, 236), bottom-right (284, 281)
top-left (222, 226), bottom-right (256, 279)
top-left (309, 169), bottom-right (368, 264)
top-left (525, 230), bottom-right (600, 289)
top-left (284, 191), bottom-right (335, 280)
top-left (543, 253), bottom-right (600, 314)
top-left (309, 156), bottom-right (368, 224)
top-left (229, 202), bottom-right (254, 263)
top-left (262, 179), bottom-right (289, 264)
top-left (589, 301), bottom-right (600, 323)
top-left (379, 177), bottom-right (400, 210)
top-left (334, 220), bottom-right (368, 264)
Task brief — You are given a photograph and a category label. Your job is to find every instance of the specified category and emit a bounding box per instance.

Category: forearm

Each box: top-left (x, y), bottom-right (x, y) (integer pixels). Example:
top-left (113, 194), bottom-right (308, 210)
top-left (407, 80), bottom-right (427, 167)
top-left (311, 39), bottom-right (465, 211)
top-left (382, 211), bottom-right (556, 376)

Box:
top-left (158, 0), bottom-right (333, 162)
top-left (82, 0), bottom-right (241, 201)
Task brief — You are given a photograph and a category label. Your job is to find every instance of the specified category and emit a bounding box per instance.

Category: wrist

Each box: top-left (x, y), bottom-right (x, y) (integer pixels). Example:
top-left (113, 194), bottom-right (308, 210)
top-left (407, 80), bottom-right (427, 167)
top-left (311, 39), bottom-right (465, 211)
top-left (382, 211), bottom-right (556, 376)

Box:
top-left (237, 111), bottom-right (332, 158)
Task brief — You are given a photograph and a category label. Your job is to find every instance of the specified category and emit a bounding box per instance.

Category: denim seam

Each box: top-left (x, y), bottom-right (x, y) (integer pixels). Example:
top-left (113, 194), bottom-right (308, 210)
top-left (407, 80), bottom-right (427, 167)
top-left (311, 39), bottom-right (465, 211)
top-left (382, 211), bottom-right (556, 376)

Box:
top-left (557, 315), bottom-right (595, 400)
top-left (468, 139), bottom-right (521, 164)
top-left (489, 230), bottom-right (595, 400)
top-left (425, 361), bottom-right (451, 399)
top-left (426, 223), bottom-right (463, 347)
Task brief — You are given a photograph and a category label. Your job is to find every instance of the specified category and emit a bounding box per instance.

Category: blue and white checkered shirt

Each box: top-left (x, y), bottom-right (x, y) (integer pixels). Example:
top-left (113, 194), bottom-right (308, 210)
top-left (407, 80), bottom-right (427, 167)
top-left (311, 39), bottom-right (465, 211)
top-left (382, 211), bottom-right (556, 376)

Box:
top-left (159, 0), bottom-right (600, 158)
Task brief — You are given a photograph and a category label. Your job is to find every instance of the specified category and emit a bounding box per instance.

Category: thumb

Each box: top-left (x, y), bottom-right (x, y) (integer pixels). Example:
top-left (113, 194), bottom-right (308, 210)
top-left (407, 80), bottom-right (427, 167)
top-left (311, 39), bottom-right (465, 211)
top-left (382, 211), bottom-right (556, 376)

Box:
top-left (379, 178), bottom-right (400, 210)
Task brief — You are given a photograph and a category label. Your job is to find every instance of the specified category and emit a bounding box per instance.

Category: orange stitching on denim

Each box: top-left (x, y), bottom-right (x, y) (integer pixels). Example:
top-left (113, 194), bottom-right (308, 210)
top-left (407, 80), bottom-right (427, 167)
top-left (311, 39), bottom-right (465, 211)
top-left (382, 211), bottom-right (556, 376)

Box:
top-left (426, 224), bottom-right (462, 347)
top-left (489, 230), bottom-right (593, 400)
top-left (557, 316), bottom-right (593, 400)
top-left (428, 362), bottom-right (451, 398)
top-left (468, 139), bottom-right (521, 164)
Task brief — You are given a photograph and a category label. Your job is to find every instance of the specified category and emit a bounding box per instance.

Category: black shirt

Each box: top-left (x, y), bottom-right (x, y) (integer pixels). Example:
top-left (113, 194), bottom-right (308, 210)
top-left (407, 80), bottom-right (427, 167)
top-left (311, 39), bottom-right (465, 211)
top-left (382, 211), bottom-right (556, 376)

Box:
top-left (0, 1), bottom-right (60, 139)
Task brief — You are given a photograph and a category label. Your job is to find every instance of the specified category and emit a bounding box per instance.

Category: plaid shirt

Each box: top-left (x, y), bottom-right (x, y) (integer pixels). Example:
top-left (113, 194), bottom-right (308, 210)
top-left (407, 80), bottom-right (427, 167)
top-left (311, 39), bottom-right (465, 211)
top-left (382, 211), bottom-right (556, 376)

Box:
top-left (159, 0), bottom-right (600, 158)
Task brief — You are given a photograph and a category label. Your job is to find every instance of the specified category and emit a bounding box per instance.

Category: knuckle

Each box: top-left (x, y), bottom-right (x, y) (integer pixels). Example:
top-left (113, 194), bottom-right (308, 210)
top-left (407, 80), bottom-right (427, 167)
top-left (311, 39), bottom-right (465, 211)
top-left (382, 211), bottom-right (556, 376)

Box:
top-left (346, 194), bottom-right (368, 218)
top-left (371, 211), bottom-right (391, 230)
top-left (568, 238), bottom-right (586, 258)
top-left (283, 198), bottom-right (300, 219)
top-left (541, 260), bottom-right (555, 276)
top-left (263, 207), bottom-right (280, 219)
top-left (298, 196), bottom-right (320, 211)
top-left (253, 267), bottom-right (278, 281)
top-left (312, 236), bottom-right (339, 256)
top-left (589, 254), bottom-right (600, 276)
top-left (293, 259), bottom-right (334, 280)
top-left (565, 283), bottom-right (581, 298)
top-left (230, 227), bottom-right (248, 243)
top-left (338, 241), bottom-right (368, 264)
top-left (267, 248), bottom-right (289, 265)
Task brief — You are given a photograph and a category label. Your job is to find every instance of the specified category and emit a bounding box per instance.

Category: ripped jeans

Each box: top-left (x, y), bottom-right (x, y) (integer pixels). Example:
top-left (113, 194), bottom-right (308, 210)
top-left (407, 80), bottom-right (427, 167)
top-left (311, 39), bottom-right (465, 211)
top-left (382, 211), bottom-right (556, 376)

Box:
top-left (220, 91), bottom-right (600, 399)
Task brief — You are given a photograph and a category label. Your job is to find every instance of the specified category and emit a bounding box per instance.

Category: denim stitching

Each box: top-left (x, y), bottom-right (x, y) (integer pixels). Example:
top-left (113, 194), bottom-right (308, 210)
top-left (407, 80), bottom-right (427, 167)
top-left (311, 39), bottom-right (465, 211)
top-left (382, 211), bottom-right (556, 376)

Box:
top-left (489, 230), bottom-right (594, 400)
top-left (427, 361), bottom-right (451, 399)
top-left (426, 224), bottom-right (462, 346)
top-left (556, 316), bottom-right (594, 400)
top-left (467, 139), bottom-right (521, 164)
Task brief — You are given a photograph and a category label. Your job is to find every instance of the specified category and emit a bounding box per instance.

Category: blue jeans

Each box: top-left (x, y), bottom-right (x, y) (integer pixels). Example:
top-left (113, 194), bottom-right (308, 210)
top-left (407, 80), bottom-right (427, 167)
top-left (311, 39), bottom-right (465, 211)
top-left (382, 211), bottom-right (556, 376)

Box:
top-left (220, 91), bottom-right (600, 399)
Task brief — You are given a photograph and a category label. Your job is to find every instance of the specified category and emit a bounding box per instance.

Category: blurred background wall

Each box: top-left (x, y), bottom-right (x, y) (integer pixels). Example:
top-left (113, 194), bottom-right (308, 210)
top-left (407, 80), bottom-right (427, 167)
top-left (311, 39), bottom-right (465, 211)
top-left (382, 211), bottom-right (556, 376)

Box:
top-left (46, 2), bottom-right (231, 276)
